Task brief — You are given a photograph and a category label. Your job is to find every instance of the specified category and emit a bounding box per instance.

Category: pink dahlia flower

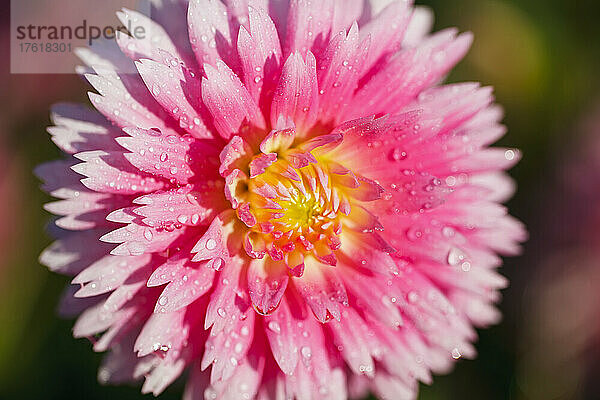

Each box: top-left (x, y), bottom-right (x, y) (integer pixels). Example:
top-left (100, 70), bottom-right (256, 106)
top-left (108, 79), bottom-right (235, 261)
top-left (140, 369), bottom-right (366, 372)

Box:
top-left (37, 0), bottom-right (526, 398)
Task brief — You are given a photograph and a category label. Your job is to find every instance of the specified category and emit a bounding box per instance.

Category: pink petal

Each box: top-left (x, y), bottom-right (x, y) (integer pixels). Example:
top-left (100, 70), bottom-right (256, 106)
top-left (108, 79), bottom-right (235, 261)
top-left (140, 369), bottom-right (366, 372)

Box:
top-left (263, 297), bottom-right (299, 374)
top-left (201, 60), bottom-right (266, 139)
top-left (115, 8), bottom-right (191, 65)
top-left (201, 310), bottom-right (255, 382)
top-left (45, 192), bottom-right (127, 231)
top-left (270, 51), bottom-right (319, 132)
top-left (208, 352), bottom-right (265, 400)
top-left (40, 229), bottom-right (112, 276)
top-left (293, 259), bottom-right (348, 322)
top-left (237, 6), bottom-right (283, 107)
top-left (135, 57), bottom-right (212, 139)
top-left (85, 66), bottom-right (178, 134)
top-left (358, 0), bottom-right (412, 73)
top-left (100, 221), bottom-right (182, 256)
top-left (133, 185), bottom-right (218, 230)
top-left (191, 211), bottom-right (236, 263)
top-left (284, 0), bottom-right (335, 59)
top-left (188, 0), bottom-right (240, 71)
top-left (247, 258), bottom-right (289, 316)
top-left (154, 261), bottom-right (216, 313)
top-left (72, 150), bottom-right (165, 195)
top-left (117, 127), bottom-right (218, 186)
top-left (72, 254), bottom-right (152, 298)
top-left (351, 30), bottom-right (473, 117)
top-left (317, 22), bottom-right (369, 124)
top-left (48, 103), bottom-right (121, 154)
top-left (403, 6), bottom-right (435, 47)
top-left (204, 257), bottom-right (251, 333)
top-left (328, 308), bottom-right (377, 377)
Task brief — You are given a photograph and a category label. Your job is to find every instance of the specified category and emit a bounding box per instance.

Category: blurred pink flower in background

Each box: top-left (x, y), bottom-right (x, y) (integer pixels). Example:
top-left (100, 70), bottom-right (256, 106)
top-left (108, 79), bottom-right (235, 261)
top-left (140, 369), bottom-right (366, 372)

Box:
top-left (517, 102), bottom-right (600, 400)
top-left (36, 0), bottom-right (525, 399)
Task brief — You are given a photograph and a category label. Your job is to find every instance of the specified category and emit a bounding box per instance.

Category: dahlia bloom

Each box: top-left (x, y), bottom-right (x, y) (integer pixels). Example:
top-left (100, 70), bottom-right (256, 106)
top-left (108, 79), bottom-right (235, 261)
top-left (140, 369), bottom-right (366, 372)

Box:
top-left (37, 0), bottom-right (525, 398)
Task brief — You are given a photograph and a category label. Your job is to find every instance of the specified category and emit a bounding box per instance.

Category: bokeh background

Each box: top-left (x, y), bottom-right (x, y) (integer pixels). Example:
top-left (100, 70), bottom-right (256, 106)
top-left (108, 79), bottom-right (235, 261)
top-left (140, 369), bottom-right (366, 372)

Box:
top-left (1, 0), bottom-right (600, 399)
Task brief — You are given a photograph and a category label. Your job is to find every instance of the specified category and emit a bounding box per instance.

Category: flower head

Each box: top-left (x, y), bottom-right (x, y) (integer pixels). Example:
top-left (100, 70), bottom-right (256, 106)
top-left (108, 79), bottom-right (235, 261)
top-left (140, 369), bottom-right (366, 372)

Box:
top-left (37, 0), bottom-right (526, 398)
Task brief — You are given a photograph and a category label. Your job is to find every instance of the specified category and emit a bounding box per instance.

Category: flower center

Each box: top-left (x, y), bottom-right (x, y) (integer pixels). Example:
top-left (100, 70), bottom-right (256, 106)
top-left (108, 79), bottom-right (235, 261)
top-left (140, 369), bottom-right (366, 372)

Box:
top-left (219, 129), bottom-right (384, 277)
top-left (247, 153), bottom-right (344, 271)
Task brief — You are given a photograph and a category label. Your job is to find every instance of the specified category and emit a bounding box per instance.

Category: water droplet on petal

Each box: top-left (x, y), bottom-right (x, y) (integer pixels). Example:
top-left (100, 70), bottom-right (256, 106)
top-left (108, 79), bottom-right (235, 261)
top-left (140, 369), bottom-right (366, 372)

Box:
top-left (447, 247), bottom-right (466, 266)
top-left (301, 346), bottom-right (312, 359)
top-left (389, 148), bottom-right (408, 161)
top-left (234, 342), bottom-right (243, 353)
top-left (211, 258), bottom-right (224, 271)
top-left (144, 229), bottom-right (153, 241)
top-left (267, 321), bottom-right (281, 334)
top-left (451, 348), bottom-right (462, 359)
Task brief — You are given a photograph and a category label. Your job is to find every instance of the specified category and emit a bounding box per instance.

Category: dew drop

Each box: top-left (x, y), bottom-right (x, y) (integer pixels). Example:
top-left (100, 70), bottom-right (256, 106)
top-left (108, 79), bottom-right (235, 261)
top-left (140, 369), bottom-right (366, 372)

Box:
top-left (234, 342), bottom-right (243, 353)
top-left (442, 226), bottom-right (456, 238)
top-left (191, 214), bottom-right (200, 224)
top-left (267, 321), bottom-right (281, 334)
top-left (204, 387), bottom-right (217, 400)
top-left (301, 346), bottom-right (312, 359)
top-left (389, 148), bottom-right (408, 161)
top-left (143, 229), bottom-right (153, 241)
top-left (206, 239), bottom-right (217, 250)
top-left (447, 247), bottom-right (466, 266)
top-left (451, 348), bottom-right (462, 359)
top-left (407, 291), bottom-right (419, 303)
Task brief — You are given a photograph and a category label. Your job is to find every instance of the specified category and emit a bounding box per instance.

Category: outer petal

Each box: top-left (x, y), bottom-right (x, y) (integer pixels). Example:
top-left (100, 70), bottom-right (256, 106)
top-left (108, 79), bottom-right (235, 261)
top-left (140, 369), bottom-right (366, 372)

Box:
top-left (237, 6), bottom-right (283, 109)
top-left (350, 30), bottom-right (473, 117)
top-left (358, 0), bottom-right (412, 73)
top-left (85, 66), bottom-right (178, 134)
top-left (317, 22), bottom-right (369, 124)
top-left (40, 229), bottom-right (113, 276)
top-left (115, 8), bottom-right (191, 65)
top-left (201, 60), bottom-right (266, 139)
top-left (188, 0), bottom-right (240, 71)
top-left (116, 127), bottom-right (219, 186)
top-left (270, 51), bottom-right (319, 132)
top-left (285, 0), bottom-right (334, 57)
top-left (133, 185), bottom-right (219, 230)
top-left (263, 297), bottom-right (299, 375)
top-left (72, 150), bottom-right (165, 195)
top-left (135, 57), bottom-right (212, 139)
top-left (47, 103), bottom-right (121, 154)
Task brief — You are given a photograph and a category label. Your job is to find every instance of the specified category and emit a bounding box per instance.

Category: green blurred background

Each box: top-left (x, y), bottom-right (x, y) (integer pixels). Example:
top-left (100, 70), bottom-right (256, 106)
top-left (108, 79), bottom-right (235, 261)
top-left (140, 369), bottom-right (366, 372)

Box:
top-left (1, 0), bottom-right (600, 399)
